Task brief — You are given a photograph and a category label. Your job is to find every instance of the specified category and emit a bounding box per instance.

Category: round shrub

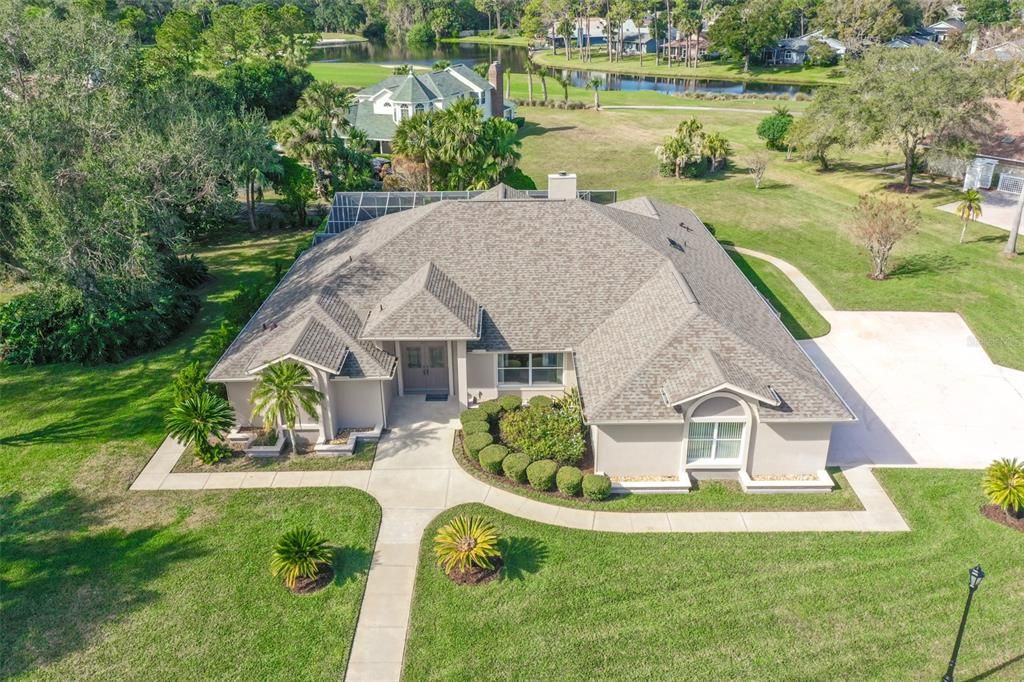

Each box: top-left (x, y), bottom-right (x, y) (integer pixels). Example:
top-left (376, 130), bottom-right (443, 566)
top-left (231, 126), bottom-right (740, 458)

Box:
top-left (556, 466), bottom-right (583, 496)
top-left (460, 408), bottom-right (489, 426)
top-left (478, 444), bottom-right (509, 474)
top-left (528, 395), bottom-right (553, 409)
top-left (502, 452), bottom-right (530, 484)
top-left (498, 394), bottom-right (522, 412)
top-left (526, 459), bottom-right (558, 491)
top-left (478, 400), bottom-right (504, 418)
top-left (462, 420), bottom-right (491, 436)
top-left (463, 432), bottom-right (494, 458)
top-left (582, 473), bottom-right (612, 501)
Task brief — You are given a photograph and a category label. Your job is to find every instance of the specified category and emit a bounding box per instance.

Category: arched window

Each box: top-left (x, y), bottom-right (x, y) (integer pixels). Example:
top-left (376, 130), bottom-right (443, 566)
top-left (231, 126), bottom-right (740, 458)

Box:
top-left (685, 395), bottom-right (748, 464)
top-left (415, 103), bottom-right (424, 113)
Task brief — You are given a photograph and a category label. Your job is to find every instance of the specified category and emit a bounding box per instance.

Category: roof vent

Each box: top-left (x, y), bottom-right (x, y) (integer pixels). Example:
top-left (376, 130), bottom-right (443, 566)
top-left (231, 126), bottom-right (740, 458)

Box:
top-left (262, 321), bottom-right (278, 332)
top-left (679, 221), bottom-right (692, 232)
top-left (667, 237), bottom-right (685, 252)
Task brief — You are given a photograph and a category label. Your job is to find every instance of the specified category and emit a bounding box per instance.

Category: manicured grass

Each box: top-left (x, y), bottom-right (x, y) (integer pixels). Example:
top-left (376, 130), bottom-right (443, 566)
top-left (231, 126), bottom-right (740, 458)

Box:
top-left (319, 31), bottom-right (367, 43)
top-left (533, 49), bottom-right (847, 86)
top-left (308, 61), bottom-right (429, 89)
top-left (516, 107), bottom-right (1024, 369)
top-left (441, 34), bottom-right (532, 47)
top-left (404, 469), bottom-right (1024, 680)
top-left (1, 227), bottom-right (383, 678)
top-left (172, 440), bottom-right (377, 473)
top-left (453, 433), bottom-right (860, 512)
top-left (728, 251), bottom-right (830, 339)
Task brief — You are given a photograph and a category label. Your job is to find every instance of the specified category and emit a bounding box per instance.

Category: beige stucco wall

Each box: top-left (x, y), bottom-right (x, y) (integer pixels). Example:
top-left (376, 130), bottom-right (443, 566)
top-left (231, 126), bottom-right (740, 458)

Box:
top-left (225, 381), bottom-right (257, 426)
top-left (466, 351), bottom-right (577, 405)
top-left (747, 421), bottom-right (833, 476)
top-left (328, 379), bottom-right (388, 430)
top-left (593, 423), bottom-right (686, 477)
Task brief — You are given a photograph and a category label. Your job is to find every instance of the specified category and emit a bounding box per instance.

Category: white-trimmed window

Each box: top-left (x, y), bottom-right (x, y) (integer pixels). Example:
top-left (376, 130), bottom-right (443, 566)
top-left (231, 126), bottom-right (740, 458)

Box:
top-left (497, 353), bottom-right (563, 386)
top-left (686, 421), bottom-right (744, 463)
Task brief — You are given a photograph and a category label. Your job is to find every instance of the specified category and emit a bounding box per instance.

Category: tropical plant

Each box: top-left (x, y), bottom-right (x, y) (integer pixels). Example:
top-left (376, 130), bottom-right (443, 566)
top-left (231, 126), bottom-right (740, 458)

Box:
top-left (586, 77), bottom-right (602, 109)
top-left (556, 73), bottom-right (571, 102)
top-left (703, 132), bottom-right (731, 172)
top-left (956, 189), bottom-right (983, 244)
top-left (270, 527), bottom-right (334, 588)
top-left (757, 106), bottom-right (794, 151)
top-left (982, 458), bottom-right (1024, 519)
top-left (249, 361), bottom-right (324, 453)
top-left (172, 360), bottom-right (214, 404)
top-left (433, 516), bottom-right (501, 575)
top-left (165, 392), bottom-right (235, 464)
top-left (232, 109), bottom-right (282, 232)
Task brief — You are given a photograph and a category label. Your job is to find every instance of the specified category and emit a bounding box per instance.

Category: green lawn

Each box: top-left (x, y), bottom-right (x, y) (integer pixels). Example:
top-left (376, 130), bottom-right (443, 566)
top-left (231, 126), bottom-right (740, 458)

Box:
top-left (728, 251), bottom-right (830, 339)
top-left (533, 49), bottom-right (847, 86)
top-left (404, 469), bottom-right (1024, 680)
top-left (319, 32), bottom-right (367, 43)
top-left (172, 440), bottom-right (378, 473)
top-left (441, 34), bottom-right (532, 47)
top-left (1, 227), bottom-right (383, 679)
top-left (516, 107), bottom-right (1024, 369)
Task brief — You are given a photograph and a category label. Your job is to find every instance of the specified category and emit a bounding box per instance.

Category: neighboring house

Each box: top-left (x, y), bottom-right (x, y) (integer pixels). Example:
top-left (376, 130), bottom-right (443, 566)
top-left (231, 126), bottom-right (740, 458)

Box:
top-left (928, 18), bottom-right (965, 42)
top-left (661, 36), bottom-right (710, 62)
top-left (209, 174), bottom-right (854, 490)
top-left (963, 99), bottom-right (1024, 193)
top-left (972, 38), bottom-right (1024, 62)
top-left (344, 62), bottom-right (515, 153)
top-left (761, 32), bottom-right (844, 65)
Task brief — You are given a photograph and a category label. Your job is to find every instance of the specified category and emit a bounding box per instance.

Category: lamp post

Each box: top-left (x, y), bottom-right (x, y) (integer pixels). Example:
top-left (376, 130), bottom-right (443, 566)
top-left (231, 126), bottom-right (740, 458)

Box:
top-left (942, 565), bottom-right (985, 682)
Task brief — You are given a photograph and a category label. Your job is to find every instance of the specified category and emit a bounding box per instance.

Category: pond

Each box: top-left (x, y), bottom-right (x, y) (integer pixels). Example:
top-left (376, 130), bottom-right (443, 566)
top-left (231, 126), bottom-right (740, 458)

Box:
top-left (312, 41), bottom-right (813, 97)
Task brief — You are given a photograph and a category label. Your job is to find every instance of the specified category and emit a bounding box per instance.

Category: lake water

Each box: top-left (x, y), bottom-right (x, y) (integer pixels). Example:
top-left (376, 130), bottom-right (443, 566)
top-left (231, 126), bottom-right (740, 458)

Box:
top-left (312, 42), bottom-right (813, 97)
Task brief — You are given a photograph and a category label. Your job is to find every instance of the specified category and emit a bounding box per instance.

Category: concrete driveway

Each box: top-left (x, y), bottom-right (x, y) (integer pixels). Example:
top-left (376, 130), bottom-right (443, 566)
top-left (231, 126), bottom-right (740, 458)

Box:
top-left (802, 311), bottom-right (1024, 469)
top-left (938, 190), bottom-right (1019, 233)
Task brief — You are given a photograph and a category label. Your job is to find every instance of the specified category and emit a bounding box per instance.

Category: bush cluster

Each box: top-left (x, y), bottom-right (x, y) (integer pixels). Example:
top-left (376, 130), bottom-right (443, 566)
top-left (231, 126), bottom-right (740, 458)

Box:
top-left (556, 466), bottom-right (583, 496)
top-left (478, 444), bottom-right (509, 474)
top-left (461, 419), bottom-right (491, 436)
top-left (498, 397), bottom-right (585, 466)
top-left (515, 99), bottom-right (587, 110)
top-left (502, 452), bottom-right (530, 483)
top-left (463, 432), bottom-right (494, 458)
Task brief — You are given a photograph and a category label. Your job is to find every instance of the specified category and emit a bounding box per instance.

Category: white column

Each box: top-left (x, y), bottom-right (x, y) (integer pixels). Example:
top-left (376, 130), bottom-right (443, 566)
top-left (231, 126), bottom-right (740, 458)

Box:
top-left (456, 341), bottom-right (468, 407)
top-left (311, 368), bottom-right (332, 444)
top-left (396, 341), bottom-right (405, 396)
top-left (447, 341), bottom-right (455, 398)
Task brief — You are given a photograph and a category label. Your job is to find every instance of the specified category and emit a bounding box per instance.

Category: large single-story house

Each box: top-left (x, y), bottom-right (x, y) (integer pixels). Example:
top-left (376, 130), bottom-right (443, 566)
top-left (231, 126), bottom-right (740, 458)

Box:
top-left (761, 32), bottom-right (845, 65)
top-left (209, 175), bottom-right (854, 489)
top-left (344, 62), bottom-right (515, 152)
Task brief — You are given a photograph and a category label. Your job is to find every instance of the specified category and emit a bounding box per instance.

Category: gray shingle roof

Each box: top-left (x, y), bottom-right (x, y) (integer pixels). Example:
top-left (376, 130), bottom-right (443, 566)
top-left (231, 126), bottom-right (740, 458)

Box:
top-left (661, 349), bottom-right (778, 407)
top-left (390, 74), bottom-right (437, 104)
top-left (209, 196), bottom-right (852, 423)
top-left (346, 100), bottom-right (396, 141)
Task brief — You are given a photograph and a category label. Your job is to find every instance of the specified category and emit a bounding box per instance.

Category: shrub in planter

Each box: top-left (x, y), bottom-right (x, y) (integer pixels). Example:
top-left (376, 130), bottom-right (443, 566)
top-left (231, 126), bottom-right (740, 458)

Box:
top-left (460, 408), bottom-right (490, 426)
top-left (526, 459), bottom-right (558, 491)
top-left (478, 444), bottom-right (509, 474)
top-left (528, 395), bottom-right (554, 409)
top-left (983, 458), bottom-right (1024, 519)
top-left (502, 452), bottom-right (530, 484)
top-left (462, 420), bottom-right (491, 436)
top-left (556, 466), bottom-right (583, 496)
top-left (478, 399), bottom-right (504, 418)
top-left (463, 432), bottom-right (494, 458)
top-left (582, 473), bottom-right (612, 501)
top-left (498, 394), bottom-right (522, 412)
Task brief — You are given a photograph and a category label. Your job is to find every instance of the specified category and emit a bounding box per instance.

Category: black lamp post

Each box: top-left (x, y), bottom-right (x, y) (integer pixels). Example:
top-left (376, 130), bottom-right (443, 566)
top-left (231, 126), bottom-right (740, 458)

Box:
top-left (942, 565), bottom-right (985, 682)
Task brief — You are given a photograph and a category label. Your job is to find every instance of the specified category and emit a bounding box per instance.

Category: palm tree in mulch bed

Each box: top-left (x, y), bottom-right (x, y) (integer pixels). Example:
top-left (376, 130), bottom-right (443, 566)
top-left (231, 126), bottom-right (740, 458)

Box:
top-left (271, 528), bottom-right (335, 594)
top-left (250, 361), bottom-right (324, 454)
top-left (433, 516), bottom-right (503, 585)
top-left (981, 458), bottom-right (1024, 531)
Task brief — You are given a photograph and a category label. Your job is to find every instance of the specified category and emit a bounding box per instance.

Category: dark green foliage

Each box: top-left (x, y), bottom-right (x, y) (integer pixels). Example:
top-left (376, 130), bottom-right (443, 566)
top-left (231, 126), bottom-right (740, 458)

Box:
top-left (498, 399), bottom-right (585, 466)
top-left (406, 21), bottom-right (434, 46)
top-left (274, 156), bottom-right (316, 228)
top-left (461, 420), bottom-right (491, 436)
top-left (583, 473), bottom-right (612, 501)
top-left (757, 108), bottom-right (794, 151)
top-left (964, 0), bottom-right (1011, 24)
top-left (478, 444), bottom-right (509, 474)
top-left (460, 409), bottom-right (490, 426)
top-left (502, 452), bottom-right (530, 484)
top-left (497, 395), bottom-right (522, 412)
top-left (526, 459), bottom-right (558, 491)
top-left (556, 466), bottom-right (584, 496)
top-left (806, 42), bottom-right (838, 67)
top-left (528, 395), bottom-right (554, 409)
top-left (166, 391), bottom-right (235, 464)
top-left (172, 360), bottom-right (220, 404)
top-left (463, 432), bottom-right (494, 458)
top-left (477, 400), bottom-right (504, 418)
top-left (167, 255), bottom-right (210, 289)
top-left (225, 263), bottom-right (283, 327)
top-left (216, 59), bottom-right (314, 121)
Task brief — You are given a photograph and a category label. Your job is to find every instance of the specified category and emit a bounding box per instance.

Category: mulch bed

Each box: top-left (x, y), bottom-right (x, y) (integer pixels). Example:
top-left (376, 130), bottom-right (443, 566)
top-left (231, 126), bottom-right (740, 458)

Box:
top-left (980, 505), bottom-right (1024, 533)
top-left (287, 563), bottom-right (335, 594)
top-left (445, 557), bottom-right (503, 586)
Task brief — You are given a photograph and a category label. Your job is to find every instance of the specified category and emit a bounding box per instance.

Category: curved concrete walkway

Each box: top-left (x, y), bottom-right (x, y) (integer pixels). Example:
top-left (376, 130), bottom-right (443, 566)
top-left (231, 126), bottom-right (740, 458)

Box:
top-left (724, 245), bottom-right (834, 312)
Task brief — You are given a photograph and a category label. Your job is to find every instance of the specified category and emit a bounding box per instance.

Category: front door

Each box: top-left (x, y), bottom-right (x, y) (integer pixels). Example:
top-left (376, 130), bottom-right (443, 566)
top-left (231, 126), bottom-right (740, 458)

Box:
top-left (402, 343), bottom-right (449, 394)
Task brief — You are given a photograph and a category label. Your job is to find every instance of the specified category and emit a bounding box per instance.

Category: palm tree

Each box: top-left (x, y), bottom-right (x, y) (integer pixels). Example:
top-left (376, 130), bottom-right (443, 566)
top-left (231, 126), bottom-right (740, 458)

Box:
top-left (250, 361), bottom-right (324, 454)
top-left (166, 392), bottom-right (235, 464)
top-left (431, 59), bottom-right (451, 71)
top-left (524, 59), bottom-right (535, 105)
top-left (586, 77), bottom-right (602, 109)
top-left (956, 189), bottom-right (982, 244)
top-left (273, 108), bottom-right (338, 201)
top-left (703, 131), bottom-right (730, 172)
top-left (232, 109), bottom-right (281, 232)
top-left (392, 112), bottom-right (437, 190)
top-left (556, 73), bottom-right (572, 103)
top-left (297, 82), bottom-right (354, 138)
top-left (538, 66), bottom-right (550, 103)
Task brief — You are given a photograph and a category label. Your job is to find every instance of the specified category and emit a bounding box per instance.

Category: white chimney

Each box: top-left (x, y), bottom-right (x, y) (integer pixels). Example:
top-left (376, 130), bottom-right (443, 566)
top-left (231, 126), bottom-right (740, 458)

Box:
top-left (547, 171), bottom-right (577, 200)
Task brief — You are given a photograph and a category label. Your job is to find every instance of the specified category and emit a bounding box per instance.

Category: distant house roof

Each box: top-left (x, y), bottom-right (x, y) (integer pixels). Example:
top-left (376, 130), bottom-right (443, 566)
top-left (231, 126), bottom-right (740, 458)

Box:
top-left (210, 196), bottom-right (852, 424)
top-left (389, 74), bottom-right (438, 104)
top-left (929, 19), bottom-right (966, 32)
top-left (887, 29), bottom-right (940, 48)
top-left (973, 38), bottom-right (1024, 62)
top-left (977, 98), bottom-right (1024, 164)
top-left (356, 64), bottom-right (492, 102)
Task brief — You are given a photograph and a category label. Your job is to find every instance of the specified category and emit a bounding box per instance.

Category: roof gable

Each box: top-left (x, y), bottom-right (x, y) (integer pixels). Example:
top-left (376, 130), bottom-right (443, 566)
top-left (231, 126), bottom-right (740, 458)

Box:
top-left (661, 349), bottom-right (779, 407)
top-left (362, 262), bottom-right (481, 340)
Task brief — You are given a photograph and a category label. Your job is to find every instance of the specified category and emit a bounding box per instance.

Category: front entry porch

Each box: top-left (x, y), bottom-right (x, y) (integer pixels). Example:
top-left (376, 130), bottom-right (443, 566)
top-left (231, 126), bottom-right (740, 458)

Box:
top-left (397, 340), bottom-right (453, 397)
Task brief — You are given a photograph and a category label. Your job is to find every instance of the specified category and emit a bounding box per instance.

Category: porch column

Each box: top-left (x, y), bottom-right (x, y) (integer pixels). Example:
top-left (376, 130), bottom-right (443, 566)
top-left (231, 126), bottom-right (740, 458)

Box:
top-left (396, 341), bottom-right (405, 396)
top-left (456, 341), bottom-right (468, 407)
top-left (310, 367), bottom-right (332, 444)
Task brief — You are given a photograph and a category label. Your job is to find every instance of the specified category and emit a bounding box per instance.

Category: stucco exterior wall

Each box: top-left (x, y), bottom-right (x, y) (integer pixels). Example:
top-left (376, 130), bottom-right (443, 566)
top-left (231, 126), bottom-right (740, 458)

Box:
top-left (747, 422), bottom-right (833, 476)
top-left (593, 424), bottom-right (685, 477)
top-left (328, 379), bottom-right (388, 430)
top-left (466, 352), bottom-right (498, 404)
top-left (225, 381), bottom-right (257, 426)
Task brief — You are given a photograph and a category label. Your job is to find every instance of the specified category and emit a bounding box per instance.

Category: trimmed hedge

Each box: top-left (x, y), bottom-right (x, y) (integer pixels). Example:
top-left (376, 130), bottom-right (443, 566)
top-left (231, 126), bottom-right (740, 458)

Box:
top-left (498, 401), bottom-right (585, 466)
top-left (526, 459), bottom-right (558, 491)
top-left (528, 395), bottom-right (554, 409)
top-left (460, 408), bottom-right (490, 426)
top-left (582, 473), bottom-right (612, 501)
top-left (498, 394), bottom-right (522, 412)
top-left (461, 420), bottom-right (491, 436)
top-left (502, 452), bottom-right (530, 484)
top-left (463, 432), bottom-right (494, 458)
top-left (478, 400), bottom-right (504, 418)
top-left (478, 444), bottom-right (509, 474)
top-left (556, 466), bottom-right (584, 496)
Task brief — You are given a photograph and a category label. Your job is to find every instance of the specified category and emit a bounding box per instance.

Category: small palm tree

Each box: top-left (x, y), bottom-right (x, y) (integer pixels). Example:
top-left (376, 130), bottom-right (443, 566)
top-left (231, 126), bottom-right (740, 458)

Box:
top-left (983, 458), bottom-right (1024, 520)
top-left (434, 516), bottom-right (501, 575)
top-left (586, 77), bottom-right (602, 109)
top-left (250, 361), bottom-right (323, 454)
top-left (166, 392), bottom-right (235, 464)
top-left (271, 528), bottom-right (334, 589)
top-left (956, 189), bottom-right (983, 244)
top-left (556, 73), bottom-right (571, 103)
top-left (703, 132), bottom-right (731, 173)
